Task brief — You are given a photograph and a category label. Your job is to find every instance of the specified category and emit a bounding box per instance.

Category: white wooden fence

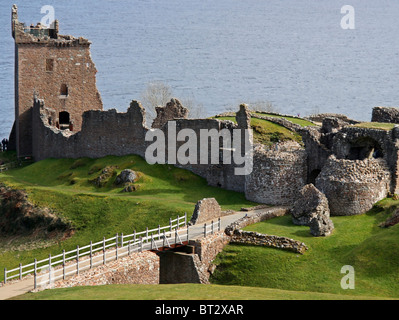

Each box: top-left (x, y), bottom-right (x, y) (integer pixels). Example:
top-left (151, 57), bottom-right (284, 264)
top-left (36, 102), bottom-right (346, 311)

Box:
top-left (3, 214), bottom-right (222, 289)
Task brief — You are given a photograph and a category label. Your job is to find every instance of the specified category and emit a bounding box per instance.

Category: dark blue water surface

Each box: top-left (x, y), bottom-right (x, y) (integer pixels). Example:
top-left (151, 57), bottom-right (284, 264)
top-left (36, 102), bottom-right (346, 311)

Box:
top-left (1, 0), bottom-right (399, 139)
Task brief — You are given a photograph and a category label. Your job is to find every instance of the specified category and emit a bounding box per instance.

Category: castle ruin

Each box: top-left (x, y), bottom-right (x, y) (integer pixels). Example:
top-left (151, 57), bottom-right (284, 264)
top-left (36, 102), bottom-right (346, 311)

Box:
top-left (9, 5), bottom-right (399, 219)
top-left (11, 4), bottom-right (103, 157)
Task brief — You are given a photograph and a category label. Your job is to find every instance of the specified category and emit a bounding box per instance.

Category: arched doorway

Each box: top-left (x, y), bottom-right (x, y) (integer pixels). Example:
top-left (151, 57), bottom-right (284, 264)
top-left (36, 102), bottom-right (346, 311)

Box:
top-left (59, 111), bottom-right (70, 130)
top-left (348, 137), bottom-right (383, 160)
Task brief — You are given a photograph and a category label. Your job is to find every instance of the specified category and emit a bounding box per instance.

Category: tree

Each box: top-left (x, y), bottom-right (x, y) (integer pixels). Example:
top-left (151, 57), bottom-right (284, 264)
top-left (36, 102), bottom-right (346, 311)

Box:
top-left (141, 81), bottom-right (173, 123)
top-left (140, 81), bottom-right (207, 123)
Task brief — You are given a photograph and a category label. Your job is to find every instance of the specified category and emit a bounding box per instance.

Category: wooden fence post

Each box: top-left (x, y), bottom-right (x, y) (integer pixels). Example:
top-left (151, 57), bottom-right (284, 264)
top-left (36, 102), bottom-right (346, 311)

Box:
top-left (34, 259), bottom-right (37, 289)
top-left (48, 254), bottom-right (52, 285)
top-left (103, 237), bottom-right (106, 265)
top-left (184, 212), bottom-right (187, 226)
top-left (90, 241), bottom-right (93, 269)
top-left (76, 245), bottom-right (80, 275)
top-left (63, 250), bottom-right (66, 280)
top-left (115, 234), bottom-right (118, 260)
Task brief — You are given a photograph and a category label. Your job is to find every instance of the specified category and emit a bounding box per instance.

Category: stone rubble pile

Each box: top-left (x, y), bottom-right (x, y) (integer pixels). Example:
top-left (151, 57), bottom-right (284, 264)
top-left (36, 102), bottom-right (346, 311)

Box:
top-left (290, 183), bottom-right (334, 237)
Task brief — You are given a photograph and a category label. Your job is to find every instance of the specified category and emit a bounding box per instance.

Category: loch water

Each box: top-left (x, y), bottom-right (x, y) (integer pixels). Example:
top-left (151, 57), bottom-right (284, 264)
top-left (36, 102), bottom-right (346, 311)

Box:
top-left (1, 0), bottom-right (399, 139)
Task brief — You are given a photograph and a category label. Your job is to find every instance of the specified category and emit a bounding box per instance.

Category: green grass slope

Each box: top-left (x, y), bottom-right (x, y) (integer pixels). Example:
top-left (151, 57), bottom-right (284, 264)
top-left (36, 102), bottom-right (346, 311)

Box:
top-left (211, 202), bottom-right (399, 299)
top-left (215, 116), bottom-right (303, 146)
top-left (0, 155), bottom-right (255, 281)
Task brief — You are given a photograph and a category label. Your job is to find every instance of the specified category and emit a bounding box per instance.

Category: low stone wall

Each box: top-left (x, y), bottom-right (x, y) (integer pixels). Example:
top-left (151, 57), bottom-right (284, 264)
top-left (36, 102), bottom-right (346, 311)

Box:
top-left (230, 230), bottom-right (308, 254)
top-left (307, 113), bottom-right (359, 124)
top-left (225, 207), bottom-right (288, 235)
top-left (53, 251), bottom-right (159, 289)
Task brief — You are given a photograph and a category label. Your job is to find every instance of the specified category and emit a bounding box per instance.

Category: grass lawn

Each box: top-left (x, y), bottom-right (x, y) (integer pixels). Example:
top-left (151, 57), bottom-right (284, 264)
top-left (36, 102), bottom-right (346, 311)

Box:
top-left (211, 201), bottom-right (399, 299)
top-left (253, 112), bottom-right (315, 127)
top-left (215, 116), bottom-right (303, 146)
top-left (353, 122), bottom-right (396, 131)
top-left (0, 155), bottom-right (256, 282)
top-left (10, 283), bottom-right (392, 300)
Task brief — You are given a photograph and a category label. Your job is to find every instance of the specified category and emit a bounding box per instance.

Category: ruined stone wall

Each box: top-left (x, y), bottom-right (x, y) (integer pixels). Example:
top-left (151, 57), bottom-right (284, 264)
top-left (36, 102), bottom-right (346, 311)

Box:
top-left (371, 107), bottom-right (399, 124)
top-left (245, 144), bottom-right (307, 205)
top-left (189, 198), bottom-right (222, 225)
top-left (163, 118), bottom-right (246, 193)
top-left (32, 99), bottom-right (148, 161)
top-left (32, 98), bottom-right (248, 193)
top-left (331, 126), bottom-right (399, 193)
top-left (230, 230), bottom-right (308, 254)
top-left (316, 156), bottom-right (391, 216)
top-left (306, 113), bottom-right (359, 125)
top-left (151, 98), bottom-right (188, 129)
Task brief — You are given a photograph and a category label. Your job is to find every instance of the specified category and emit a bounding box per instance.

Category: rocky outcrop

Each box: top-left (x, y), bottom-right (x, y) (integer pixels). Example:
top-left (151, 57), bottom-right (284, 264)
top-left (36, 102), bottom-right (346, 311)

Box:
top-left (290, 184), bottom-right (334, 237)
top-left (309, 213), bottom-right (334, 237)
top-left (291, 184), bottom-right (329, 225)
top-left (88, 166), bottom-right (118, 187)
top-left (115, 169), bottom-right (137, 185)
top-left (0, 184), bottom-right (72, 237)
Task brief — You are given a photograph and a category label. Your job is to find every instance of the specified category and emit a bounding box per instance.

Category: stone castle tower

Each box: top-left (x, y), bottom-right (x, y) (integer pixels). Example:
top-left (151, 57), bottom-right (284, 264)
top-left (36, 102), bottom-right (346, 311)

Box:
top-left (11, 5), bottom-right (103, 157)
